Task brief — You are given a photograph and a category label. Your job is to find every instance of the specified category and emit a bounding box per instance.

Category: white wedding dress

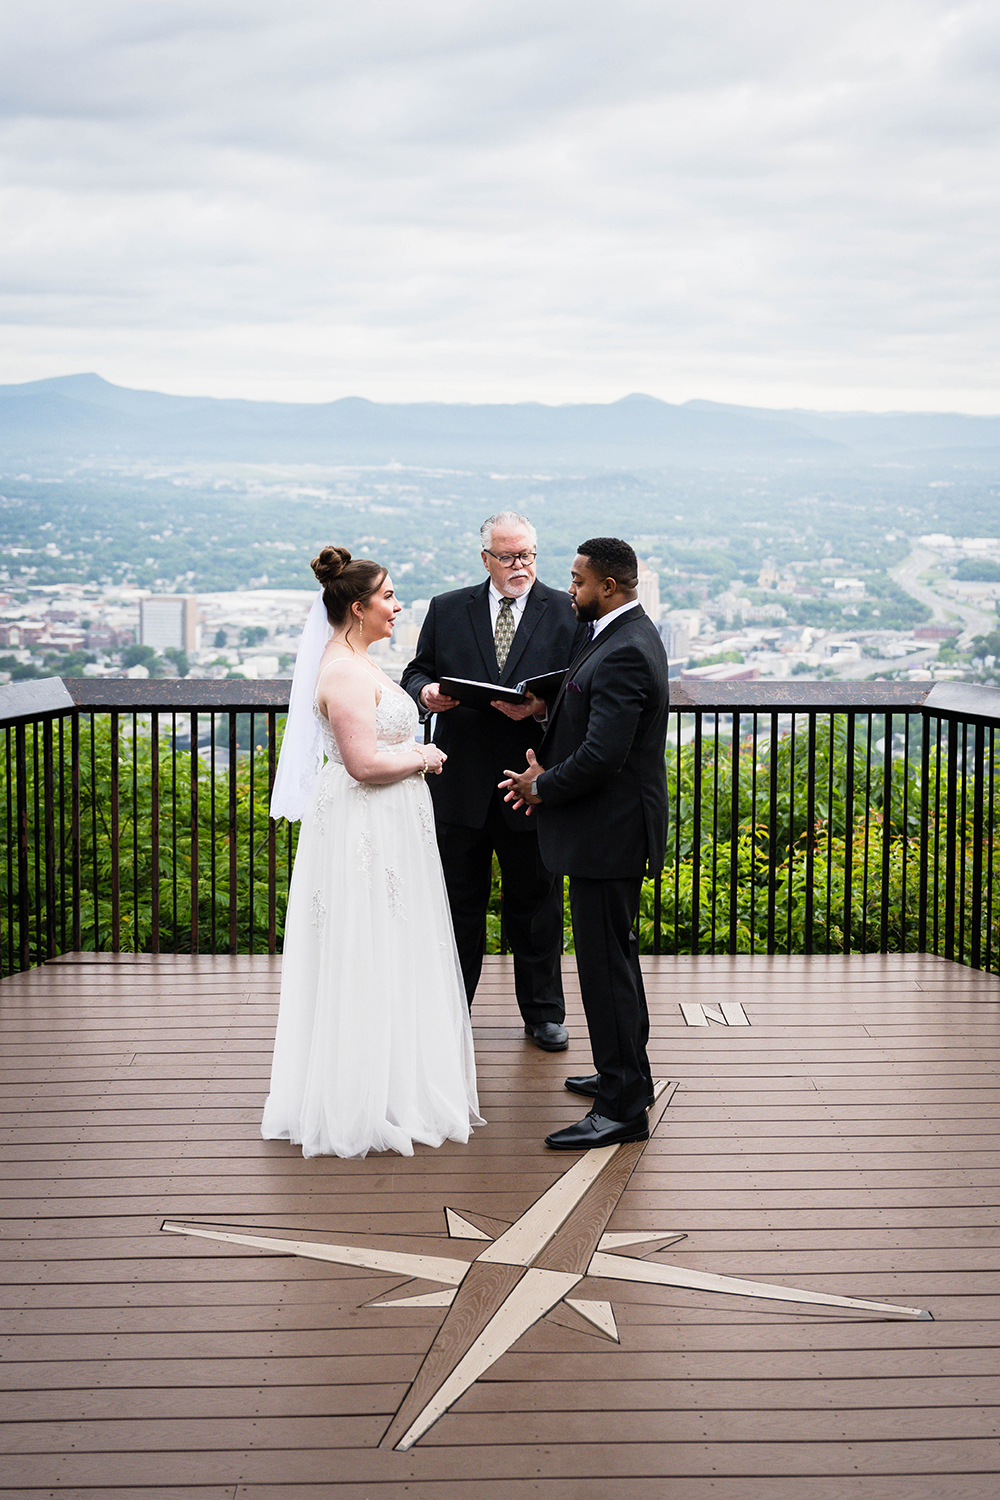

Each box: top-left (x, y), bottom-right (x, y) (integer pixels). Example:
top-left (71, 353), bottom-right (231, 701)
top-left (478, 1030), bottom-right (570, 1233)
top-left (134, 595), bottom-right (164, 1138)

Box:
top-left (261, 684), bottom-right (483, 1158)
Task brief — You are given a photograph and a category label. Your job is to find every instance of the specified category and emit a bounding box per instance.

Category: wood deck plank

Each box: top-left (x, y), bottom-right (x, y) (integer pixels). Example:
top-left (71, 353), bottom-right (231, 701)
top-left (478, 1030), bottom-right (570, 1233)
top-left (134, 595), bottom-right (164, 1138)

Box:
top-left (3, 951), bottom-right (1000, 1494)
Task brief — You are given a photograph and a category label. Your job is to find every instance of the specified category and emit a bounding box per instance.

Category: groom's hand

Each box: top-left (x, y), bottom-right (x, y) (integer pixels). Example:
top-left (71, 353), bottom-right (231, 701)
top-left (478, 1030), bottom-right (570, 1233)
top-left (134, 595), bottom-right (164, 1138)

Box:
top-left (499, 749), bottom-right (544, 813)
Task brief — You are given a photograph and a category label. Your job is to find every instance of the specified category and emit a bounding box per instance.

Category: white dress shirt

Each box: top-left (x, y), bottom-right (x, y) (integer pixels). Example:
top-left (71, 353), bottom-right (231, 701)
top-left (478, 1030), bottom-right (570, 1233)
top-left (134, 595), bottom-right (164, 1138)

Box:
top-left (489, 583), bottom-right (532, 637)
top-left (589, 598), bottom-right (640, 640)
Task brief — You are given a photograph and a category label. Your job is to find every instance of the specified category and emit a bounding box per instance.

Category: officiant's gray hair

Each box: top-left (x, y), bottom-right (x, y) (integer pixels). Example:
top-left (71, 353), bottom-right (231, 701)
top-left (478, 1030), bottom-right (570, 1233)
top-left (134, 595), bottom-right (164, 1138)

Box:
top-left (480, 511), bottom-right (537, 550)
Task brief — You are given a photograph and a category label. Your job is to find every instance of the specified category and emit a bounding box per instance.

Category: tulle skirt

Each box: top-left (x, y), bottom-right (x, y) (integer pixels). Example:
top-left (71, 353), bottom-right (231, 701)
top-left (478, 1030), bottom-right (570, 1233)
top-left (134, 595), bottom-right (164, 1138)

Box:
top-left (261, 762), bottom-right (483, 1158)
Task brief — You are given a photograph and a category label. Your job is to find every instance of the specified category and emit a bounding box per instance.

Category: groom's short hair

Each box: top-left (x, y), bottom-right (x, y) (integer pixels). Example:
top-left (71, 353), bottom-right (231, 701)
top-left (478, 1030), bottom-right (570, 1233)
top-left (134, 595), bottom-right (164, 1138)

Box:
top-left (577, 537), bottom-right (638, 591)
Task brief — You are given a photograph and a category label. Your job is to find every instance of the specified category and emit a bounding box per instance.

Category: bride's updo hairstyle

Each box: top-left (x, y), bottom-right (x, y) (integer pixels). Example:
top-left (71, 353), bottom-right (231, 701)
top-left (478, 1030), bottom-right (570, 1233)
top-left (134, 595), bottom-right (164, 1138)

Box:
top-left (311, 546), bottom-right (387, 637)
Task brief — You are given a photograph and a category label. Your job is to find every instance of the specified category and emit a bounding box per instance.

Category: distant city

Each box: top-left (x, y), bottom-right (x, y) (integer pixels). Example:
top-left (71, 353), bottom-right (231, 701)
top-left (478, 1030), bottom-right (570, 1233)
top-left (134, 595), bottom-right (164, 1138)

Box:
top-left (2, 531), bottom-right (997, 690)
top-left (2, 377), bottom-right (1000, 692)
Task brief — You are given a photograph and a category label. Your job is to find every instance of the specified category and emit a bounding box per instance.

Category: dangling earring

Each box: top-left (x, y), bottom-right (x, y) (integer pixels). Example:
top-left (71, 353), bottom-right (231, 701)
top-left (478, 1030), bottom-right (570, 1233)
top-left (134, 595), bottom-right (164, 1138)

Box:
top-left (357, 611), bottom-right (364, 643)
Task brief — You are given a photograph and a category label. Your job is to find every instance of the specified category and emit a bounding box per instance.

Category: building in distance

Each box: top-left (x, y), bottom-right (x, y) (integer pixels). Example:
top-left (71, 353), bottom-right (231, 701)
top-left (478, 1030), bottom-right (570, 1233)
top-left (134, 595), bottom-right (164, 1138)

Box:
top-left (140, 596), bottom-right (199, 652)
top-left (636, 560), bottom-right (661, 623)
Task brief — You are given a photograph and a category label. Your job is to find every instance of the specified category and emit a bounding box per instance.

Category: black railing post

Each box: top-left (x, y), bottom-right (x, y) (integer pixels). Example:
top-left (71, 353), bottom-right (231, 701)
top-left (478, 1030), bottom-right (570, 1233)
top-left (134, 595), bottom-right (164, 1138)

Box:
top-left (970, 721), bottom-right (985, 972)
top-left (110, 709), bottom-right (120, 952)
top-left (880, 713), bottom-right (893, 954)
top-left (228, 710), bottom-right (238, 954)
top-left (150, 711), bottom-right (160, 953)
top-left (691, 714), bottom-right (703, 952)
top-left (267, 711), bottom-right (277, 955)
top-left (170, 713), bottom-right (178, 950)
top-left (944, 717), bottom-right (958, 963)
top-left (190, 712), bottom-right (199, 955)
top-left (42, 717), bottom-right (57, 960)
top-left (671, 712), bottom-right (682, 954)
top-left (131, 715), bottom-right (139, 952)
top-left (749, 713), bottom-right (759, 954)
top-left (709, 716), bottom-right (721, 951)
top-left (918, 712), bottom-right (931, 954)
top-left (14, 722), bottom-right (31, 972)
top-left (900, 713), bottom-right (910, 954)
top-left (248, 713), bottom-right (256, 955)
top-left (70, 713), bottom-right (81, 952)
top-left (210, 712), bottom-right (218, 953)
top-left (58, 716), bottom-right (68, 953)
top-left (3, 730), bottom-right (12, 977)
top-left (728, 712), bottom-right (740, 954)
top-left (804, 713), bottom-right (816, 955)
top-left (785, 713), bottom-right (797, 954)
top-left (824, 714), bottom-right (836, 954)
top-left (843, 713), bottom-right (855, 954)
top-left (766, 712), bottom-right (779, 954)
top-left (986, 727), bottom-right (996, 975)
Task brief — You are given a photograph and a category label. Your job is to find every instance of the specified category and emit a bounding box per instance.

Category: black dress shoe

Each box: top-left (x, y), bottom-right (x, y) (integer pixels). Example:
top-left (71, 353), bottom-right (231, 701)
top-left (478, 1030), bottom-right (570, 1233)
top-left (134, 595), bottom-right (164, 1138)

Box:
top-left (565, 1073), bottom-right (656, 1108)
top-left (545, 1110), bottom-right (649, 1150)
top-left (564, 1073), bottom-right (600, 1097)
top-left (524, 1021), bottom-right (569, 1051)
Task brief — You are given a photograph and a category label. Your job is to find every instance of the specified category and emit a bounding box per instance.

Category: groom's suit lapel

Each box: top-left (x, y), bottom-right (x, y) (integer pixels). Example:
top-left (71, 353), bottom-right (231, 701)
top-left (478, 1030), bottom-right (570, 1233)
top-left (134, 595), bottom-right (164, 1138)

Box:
top-left (547, 604), bottom-right (644, 720)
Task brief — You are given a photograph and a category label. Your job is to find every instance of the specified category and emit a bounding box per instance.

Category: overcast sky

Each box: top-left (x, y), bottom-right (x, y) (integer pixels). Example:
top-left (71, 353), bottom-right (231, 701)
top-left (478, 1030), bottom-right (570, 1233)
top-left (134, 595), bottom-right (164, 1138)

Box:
top-left (1, 0), bottom-right (998, 411)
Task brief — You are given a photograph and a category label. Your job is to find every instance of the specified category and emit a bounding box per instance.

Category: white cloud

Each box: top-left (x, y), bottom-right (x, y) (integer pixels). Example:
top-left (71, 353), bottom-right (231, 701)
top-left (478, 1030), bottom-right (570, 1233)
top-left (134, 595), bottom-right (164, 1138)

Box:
top-left (1, 0), bottom-right (998, 409)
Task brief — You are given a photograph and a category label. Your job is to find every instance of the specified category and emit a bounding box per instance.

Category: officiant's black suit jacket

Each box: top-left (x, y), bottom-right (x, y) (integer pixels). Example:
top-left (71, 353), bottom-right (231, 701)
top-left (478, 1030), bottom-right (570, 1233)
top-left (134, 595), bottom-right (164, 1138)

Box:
top-left (535, 604), bottom-right (670, 878)
top-left (401, 579), bottom-right (581, 830)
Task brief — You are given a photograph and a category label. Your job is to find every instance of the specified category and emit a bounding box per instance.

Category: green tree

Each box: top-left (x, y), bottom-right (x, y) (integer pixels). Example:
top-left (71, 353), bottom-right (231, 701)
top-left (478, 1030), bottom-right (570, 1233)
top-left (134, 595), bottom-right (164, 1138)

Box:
top-left (121, 644), bottom-right (161, 675)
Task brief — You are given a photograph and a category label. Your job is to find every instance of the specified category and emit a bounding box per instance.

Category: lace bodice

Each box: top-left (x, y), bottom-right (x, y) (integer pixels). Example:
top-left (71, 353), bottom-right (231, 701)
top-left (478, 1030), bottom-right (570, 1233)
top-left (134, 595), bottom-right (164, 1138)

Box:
top-left (315, 685), bottom-right (419, 766)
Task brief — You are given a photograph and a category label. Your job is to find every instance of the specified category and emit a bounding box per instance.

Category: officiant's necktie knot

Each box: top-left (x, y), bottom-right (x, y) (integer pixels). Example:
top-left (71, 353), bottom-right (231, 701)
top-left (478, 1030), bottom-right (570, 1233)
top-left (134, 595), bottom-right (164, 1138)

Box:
top-left (586, 621), bottom-right (596, 641)
top-left (495, 597), bottom-right (515, 670)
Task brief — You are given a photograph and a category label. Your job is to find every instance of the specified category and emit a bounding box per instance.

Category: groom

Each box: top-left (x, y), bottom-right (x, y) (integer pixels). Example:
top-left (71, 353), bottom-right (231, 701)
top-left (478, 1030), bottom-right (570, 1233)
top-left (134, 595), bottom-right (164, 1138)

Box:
top-left (501, 537), bottom-right (670, 1150)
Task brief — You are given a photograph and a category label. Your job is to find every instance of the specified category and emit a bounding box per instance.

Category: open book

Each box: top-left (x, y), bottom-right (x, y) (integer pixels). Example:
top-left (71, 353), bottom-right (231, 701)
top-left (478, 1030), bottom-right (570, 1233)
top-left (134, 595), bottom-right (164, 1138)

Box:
top-left (436, 668), bottom-right (568, 712)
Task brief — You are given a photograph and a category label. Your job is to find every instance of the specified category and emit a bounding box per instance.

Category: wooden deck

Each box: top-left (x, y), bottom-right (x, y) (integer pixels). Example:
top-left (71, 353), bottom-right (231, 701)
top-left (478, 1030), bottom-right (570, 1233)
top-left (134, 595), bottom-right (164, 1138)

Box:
top-left (2, 950), bottom-right (999, 1499)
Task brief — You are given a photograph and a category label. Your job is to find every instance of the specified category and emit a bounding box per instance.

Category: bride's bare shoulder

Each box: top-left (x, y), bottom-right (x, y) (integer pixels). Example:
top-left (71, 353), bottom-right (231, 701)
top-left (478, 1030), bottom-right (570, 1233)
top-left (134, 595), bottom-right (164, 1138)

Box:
top-left (316, 653), bottom-right (377, 700)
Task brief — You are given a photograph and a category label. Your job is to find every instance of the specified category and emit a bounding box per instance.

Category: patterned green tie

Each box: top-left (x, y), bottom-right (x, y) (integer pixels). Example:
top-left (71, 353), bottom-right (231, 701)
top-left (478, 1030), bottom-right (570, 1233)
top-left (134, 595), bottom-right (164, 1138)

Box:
top-left (494, 597), bottom-right (515, 670)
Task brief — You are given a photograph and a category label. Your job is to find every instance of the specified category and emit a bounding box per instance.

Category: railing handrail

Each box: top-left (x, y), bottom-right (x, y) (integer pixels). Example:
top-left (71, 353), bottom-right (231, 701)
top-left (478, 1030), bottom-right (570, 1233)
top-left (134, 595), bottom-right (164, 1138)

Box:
top-left (0, 676), bottom-right (291, 726)
top-left (3, 674), bottom-right (1000, 727)
top-left (0, 677), bottom-right (77, 727)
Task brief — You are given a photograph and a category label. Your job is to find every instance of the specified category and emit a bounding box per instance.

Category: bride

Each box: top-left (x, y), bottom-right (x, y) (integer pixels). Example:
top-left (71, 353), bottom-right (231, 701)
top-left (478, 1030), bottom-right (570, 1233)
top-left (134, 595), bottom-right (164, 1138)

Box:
top-left (261, 545), bottom-right (483, 1158)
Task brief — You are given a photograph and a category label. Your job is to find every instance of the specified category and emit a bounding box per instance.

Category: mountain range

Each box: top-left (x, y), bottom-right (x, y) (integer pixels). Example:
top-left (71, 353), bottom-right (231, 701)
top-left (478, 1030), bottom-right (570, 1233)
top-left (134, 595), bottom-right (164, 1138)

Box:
top-left (2, 373), bottom-right (999, 468)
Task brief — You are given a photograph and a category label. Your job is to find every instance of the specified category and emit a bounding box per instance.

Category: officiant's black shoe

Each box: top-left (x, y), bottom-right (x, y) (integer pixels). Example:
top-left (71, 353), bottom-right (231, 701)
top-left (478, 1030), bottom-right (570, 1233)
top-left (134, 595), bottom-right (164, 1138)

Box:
top-left (545, 1110), bottom-right (649, 1150)
top-left (524, 1021), bottom-right (569, 1051)
top-left (565, 1072), bottom-right (600, 1097)
top-left (566, 1073), bottom-right (656, 1108)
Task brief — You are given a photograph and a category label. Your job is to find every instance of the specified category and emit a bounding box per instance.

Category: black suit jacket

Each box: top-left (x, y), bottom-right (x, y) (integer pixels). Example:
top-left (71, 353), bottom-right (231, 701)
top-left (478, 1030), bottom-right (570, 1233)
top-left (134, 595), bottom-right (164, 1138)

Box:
top-left (401, 579), bottom-right (582, 831)
top-left (535, 605), bottom-right (670, 879)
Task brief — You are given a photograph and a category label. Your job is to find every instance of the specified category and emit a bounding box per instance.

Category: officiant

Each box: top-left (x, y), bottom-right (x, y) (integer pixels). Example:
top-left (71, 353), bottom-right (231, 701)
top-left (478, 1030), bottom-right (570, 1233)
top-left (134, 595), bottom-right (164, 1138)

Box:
top-left (401, 511), bottom-right (581, 1048)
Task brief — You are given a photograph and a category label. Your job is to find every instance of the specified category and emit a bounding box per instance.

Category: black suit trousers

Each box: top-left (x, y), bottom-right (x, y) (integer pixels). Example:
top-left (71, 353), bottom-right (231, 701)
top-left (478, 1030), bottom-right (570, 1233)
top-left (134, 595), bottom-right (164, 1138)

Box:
top-left (568, 874), bottom-right (652, 1119)
top-left (435, 793), bottom-right (565, 1025)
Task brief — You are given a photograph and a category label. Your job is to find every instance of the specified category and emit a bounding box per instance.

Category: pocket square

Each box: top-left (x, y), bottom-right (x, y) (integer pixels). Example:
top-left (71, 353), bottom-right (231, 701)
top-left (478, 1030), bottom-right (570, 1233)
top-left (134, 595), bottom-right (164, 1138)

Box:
top-left (566, 679), bottom-right (582, 693)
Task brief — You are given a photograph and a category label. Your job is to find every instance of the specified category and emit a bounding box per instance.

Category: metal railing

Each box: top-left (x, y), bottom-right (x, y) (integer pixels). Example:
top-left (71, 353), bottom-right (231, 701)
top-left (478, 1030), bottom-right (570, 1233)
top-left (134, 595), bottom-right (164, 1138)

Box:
top-left (2, 678), bottom-right (292, 973)
top-left (651, 680), bottom-right (998, 971)
top-left (2, 675), bottom-right (998, 978)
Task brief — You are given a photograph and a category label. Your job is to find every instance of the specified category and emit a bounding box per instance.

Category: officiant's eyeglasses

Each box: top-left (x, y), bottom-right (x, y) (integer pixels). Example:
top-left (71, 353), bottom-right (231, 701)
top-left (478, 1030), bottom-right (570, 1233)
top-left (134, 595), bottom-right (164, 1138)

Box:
top-left (484, 549), bottom-right (537, 566)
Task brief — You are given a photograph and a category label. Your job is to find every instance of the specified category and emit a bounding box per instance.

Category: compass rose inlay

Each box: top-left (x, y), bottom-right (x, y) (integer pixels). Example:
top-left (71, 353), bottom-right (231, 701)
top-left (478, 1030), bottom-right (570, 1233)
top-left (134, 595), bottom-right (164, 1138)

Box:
top-left (162, 1081), bottom-right (931, 1451)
